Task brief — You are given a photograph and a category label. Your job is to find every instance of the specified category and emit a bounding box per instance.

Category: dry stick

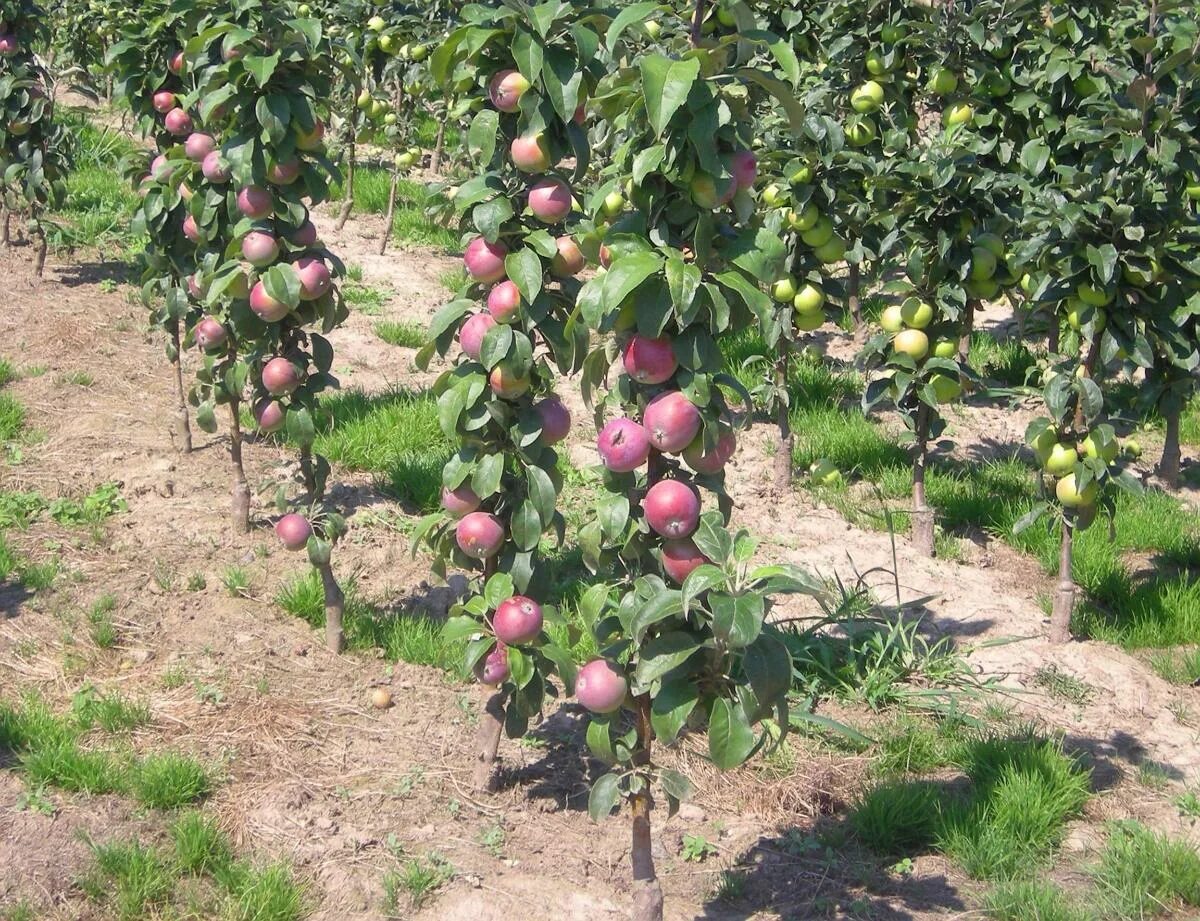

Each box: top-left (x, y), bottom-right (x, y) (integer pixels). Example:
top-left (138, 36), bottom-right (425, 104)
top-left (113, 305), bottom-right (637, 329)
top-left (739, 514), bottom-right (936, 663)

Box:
top-left (630, 694), bottom-right (664, 921)
top-left (171, 323), bottom-right (193, 454)
top-left (773, 347), bottom-right (793, 492)
top-left (318, 559), bottom-right (346, 653)
top-left (472, 555), bottom-right (505, 792)
top-left (911, 401), bottom-right (935, 556)
top-left (0, 207), bottom-right (9, 246)
top-left (958, 297), bottom-right (976, 362)
top-left (1159, 403), bottom-right (1182, 488)
top-left (378, 171), bottom-right (399, 256)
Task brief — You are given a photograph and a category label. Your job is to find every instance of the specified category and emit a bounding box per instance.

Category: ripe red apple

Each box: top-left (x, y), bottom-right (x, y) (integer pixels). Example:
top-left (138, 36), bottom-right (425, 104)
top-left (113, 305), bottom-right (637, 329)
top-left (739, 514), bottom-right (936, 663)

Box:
top-left (598, 417), bottom-right (651, 473)
top-left (0, 35), bottom-right (18, 56)
top-left (242, 230), bottom-right (280, 267)
top-left (488, 69), bottom-right (530, 112)
top-left (510, 134), bottom-right (551, 172)
top-left (201, 150), bottom-right (231, 183)
top-left (295, 257), bottom-right (332, 301)
top-left (295, 120), bottom-right (325, 151)
top-left (492, 595), bottom-right (543, 645)
top-left (486, 280), bottom-right (522, 323)
top-left (464, 236), bottom-right (508, 284)
top-left (459, 313), bottom-right (497, 361)
top-left (267, 159), bottom-right (301, 186)
top-left (254, 398), bottom-right (286, 433)
top-left (682, 429), bottom-right (736, 475)
top-left (250, 281), bottom-right (290, 322)
top-left (644, 479), bottom-right (701, 538)
top-left (168, 51), bottom-right (184, 74)
top-left (489, 364), bottom-right (530, 399)
top-left (182, 214), bottom-right (202, 244)
top-left (643, 390), bottom-right (701, 454)
top-left (187, 274), bottom-right (205, 299)
top-left (661, 538), bottom-right (710, 584)
top-left (164, 107), bottom-right (192, 136)
top-left (238, 185), bottom-right (273, 219)
top-left (623, 335), bottom-right (678, 385)
top-left (528, 177), bottom-right (572, 223)
top-left (152, 90), bottom-right (176, 114)
top-left (474, 644), bottom-right (510, 686)
top-left (456, 512), bottom-right (505, 559)
top-left (441, 483), bottom-right (481, 517)
top-left (730, 148), bottom-right (757, 190)
top-left (184, 132), bottom-right (216, 162)
top-left (291, 220), bottom-right (319, 247)
top-left (535, 397), bottom-right (571, 445)
top-left (262, 357), bottom-right (302, 395)
top-left (150, 154), bottom-right (175, 183)
top-left (194, 317), bottom-right (227, 351)
top-left (576, 660), bottom-right (627, 714)
top-left (550, 236), bottom-right (585, 277)
top-left (275, 513), bottom-right (312, 551)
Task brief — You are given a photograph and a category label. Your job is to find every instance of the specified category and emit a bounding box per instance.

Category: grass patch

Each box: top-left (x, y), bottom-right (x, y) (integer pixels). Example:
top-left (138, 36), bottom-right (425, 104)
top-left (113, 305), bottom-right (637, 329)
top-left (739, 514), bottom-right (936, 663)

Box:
top-left (1092, 821), bottom-right (1200, 918)
top-left (171, 812), bottom-right (233, 876)
top-left (382, 852), bottom-right (454, 912)
top-left (132, 752), bottom-right (212, 809)
top-left (329, 167), bottom-right (457, 249)
top-left (80, 838), bottom-right (175, 920)
top-left (343, 282), bottom-right (389, 315)
top-left (0, 357), bottom-right (15, 387)
top-left (0, 392), bottom-right (26, 442)
top-left (1030, 665), bottom-right (1093, 705)
top-left (968, 332), bottom-right (1040, 388)
top-left (984, 880), bottom-right (1094, 921)
top-left (1149, 646), bottom-right (1200, 685)
top-left (301, 388), bottom-right (451, 512)
top-left (71, 685), bottom-right (150, 733)
top-left (375, 320), bottom-right (426, 348)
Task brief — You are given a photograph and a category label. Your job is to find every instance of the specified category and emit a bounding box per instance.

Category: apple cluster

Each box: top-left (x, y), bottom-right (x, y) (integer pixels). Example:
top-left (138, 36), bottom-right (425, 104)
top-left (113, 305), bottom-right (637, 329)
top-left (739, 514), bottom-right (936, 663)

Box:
top-left (879, 296), bottom-right (961, 404)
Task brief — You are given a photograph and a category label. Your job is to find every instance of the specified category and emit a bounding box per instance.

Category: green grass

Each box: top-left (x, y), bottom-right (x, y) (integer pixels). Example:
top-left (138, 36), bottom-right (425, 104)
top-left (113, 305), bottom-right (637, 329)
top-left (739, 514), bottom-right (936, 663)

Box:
top-left (968, 332), bottom-right (1040, 388)
top-left (171, 812), bottom-right (233, 876)
top-left (1181, 397), bottom-right (1200, 447)
top-left (984, 880), bottom-right (1095, 921)
top-left (71, 685), bottom-right (151, 732)
top-left (329, 167), bottom-right (457, 249)
top-left (302, 388), bottom-right (451, 512)
top-left (222, 862), bottom-right (306, 921)
top-left (851, 733), bottom-right (1090, 880)
top-left (382, 853), bottom-right (454, 912)
top-left (1148, 646), bottom-right (1200, 685)
top-left (343, 282), bottom-right (390, 315)
top-left (375, 320), bottom-right (426, 348)
top-left (0, 392), bottom-right (26, 442)
top-left (0, 357), bottom-right (15, 387)
top-left (1092, 821), bottom-right (1200, 918)
top-left (80, 838), bottom-right (175, 920)
top-left (132, 752), bottom-right (212, 809)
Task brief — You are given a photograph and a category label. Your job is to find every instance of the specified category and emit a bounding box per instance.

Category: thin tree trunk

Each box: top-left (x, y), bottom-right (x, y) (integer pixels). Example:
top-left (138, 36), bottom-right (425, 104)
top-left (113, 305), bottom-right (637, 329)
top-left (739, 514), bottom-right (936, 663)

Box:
top-left (33, 225), bottom-right (47, 278)
top-left (0, 207), bottom-right (9, 247)
top-left (229, 396), bottom-right (251, 534)
top-left (317, 559), bottom-right (345, 653)
top-left (171, 324), bottom-right (192, 454)
top-left (299, 444), bottom-right (318, 499)
top-left (1047, 315), bottom-right (1060, 354)
top-left (1049, 518), bottom-right (1075, 643)
top-left (911, 403), bottom-right (935, 556)
top-left (959, 298), bottom-right (976, 363)
top-left (431, 120), bottom-right (446, 174)
top-left (472, 688), bottom-right (506, 792)
top-left (378, 171), bottom-right (399, 255)
top-left (848, 262), bottom-right (862, 337)
top-left (630, 694), bottom-right (663, 921)
top-left (1159, 404), bottom-right (1182, 488)
top-left (335, 132), bottom-right (356, 232)
top-left (773, 349), bottom-right (793, 491)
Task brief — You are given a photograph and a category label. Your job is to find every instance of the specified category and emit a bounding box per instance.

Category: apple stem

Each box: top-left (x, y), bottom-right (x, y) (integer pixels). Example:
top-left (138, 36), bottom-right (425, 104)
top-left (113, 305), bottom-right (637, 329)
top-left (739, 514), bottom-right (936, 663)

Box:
top-left (1050, 516), bottom-right (1075, 643)
top-left (171, 323), bottom-right (193, 454)
top-left (473, 554), bottom-right (505, 792)
top-left (431, 120), bottom-right (446, 174)
top-left (630, 693), bottom-right (663, 921)
top-left (911, 403), bottom-right (935, 556)
top-left (1073, 335), bottom-right (1101, 432)
top-left (958, 298), bottom-right (976, 369)
top-left (317, 559), bottom-right (345, 653)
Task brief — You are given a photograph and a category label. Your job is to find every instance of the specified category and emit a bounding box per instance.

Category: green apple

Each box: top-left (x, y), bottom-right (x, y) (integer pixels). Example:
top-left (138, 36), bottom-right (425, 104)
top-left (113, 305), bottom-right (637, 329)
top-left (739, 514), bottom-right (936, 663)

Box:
top-left (975, 232), bottom-right (1005, 259)
top-left (1031, 426), bottom-right (1058, 464)
top-left (900, 298), bottom-right (934, 329)
top-left (1020, 273), bottom-right (1037, 296)
top-left (1076, 282), bottom-right (1114, 306)
top-left (966, 277), bottom-right (1000, 300)
top-left (795, 311), bottom-right (824, 332)
top-left (970, 247), bottom-right (997, 281)
top-left (384, 113), bottom-right (397, 125)
top-left (367, 15), bottom-right (385, 32)
top-left (929, 68), bottom-right (959, 96)
top-left (716, 4), bottom-right (736, 27)
top-left (810, 459), bottom-right (843, 487)
top-left (1066, 301), bottom-right (1106, 333)
top-left (379, 34), bottom-right (395, 53)
top-left (881, 304), bottom-right (905, 333)
top-left (800, 216), bottom-right (835, 249)
top-left (1187, 182), bottom-right (1200, 201)
top-left (1056, 472), bottom-right (1098, 509)
top-left (894, 329), bottom-right (929, 361)
top-left (1124, 439), bottom-right (1142, 459)
top-left (881, 23), bottom-right (906, 44)
top-left (762, 184), bottom-right (784, 207)
top-left (814, 236), bottom-right (847, 264)
top-left (772, 276), bottom-right (798, 303)
top-left (410, 44), bottom-right (427, 61)
top-left (789, 202), bottom-right (820, 231)
top-left (929, 374), bottom-right (962, 403)
top-left (932, 339), bottom-right (958, 359)
top-left (790, 164), bottom-right (815, 185)
top-left (395, 151), bottom-right (416, 168)
top-left (297, 3), bottom-right (311, 14)
top-left (985, 71), bottom-right (1011, 97)
top-left (369, 100), bottom-right (387, 119)
top-left (846, 119), bottom-right (877, 146)
top-left (1043, 443), bottom-right (1078, 476)
top-left (602, 191), bottom-right (625, 217)
top-left (944, 102), bottom-right (974, 128)
top-left (1081, 432), bottom-right (1118, 464)
top-left (793, 283), bottom-right (825, 314)
top-left (851, 80), bottom-right (885, 114)
top-left (644, 21), bottom-right (662, 39)
top-left (865, 50), bottom-right (889, 76)
top-left (356, 91), bottom-right (372, 110)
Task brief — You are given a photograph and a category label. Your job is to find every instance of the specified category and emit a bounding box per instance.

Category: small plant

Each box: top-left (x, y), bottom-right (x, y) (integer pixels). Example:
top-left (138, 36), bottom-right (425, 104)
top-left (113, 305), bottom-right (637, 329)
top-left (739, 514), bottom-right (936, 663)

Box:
top-left (15, 785), bottom-right (56, 816)
top-left (374, 320), bottom-right (425, 348)
top-left (713, 870), bottom-right (746, 903)
top-left (680, 834), bottom-right (718, 863)
top-left (478, 823), bottom-right (505, 857)
top-left (132, 752), bottom-right (210, 809)
top-left (1031, 665), bottom-right (1094, 705)
top-left (383, 853), bottom-right (453, 912)
top-left (221, 565), bottom-right (254, 598)
top-left (71, 685), bottom-right (151, 733)
top-left (87, 594), bottom-right (118, 648)
top-left (171, 811), bottom-right (232, 876)
top-left (983, 881), bottom-right (1092, 921)
top-left (79, 837), bottom-right (174, 920)
top-left (1176, 790), bottom-right (1200, 819)
top-left (161, 663), bottom-right (188, 689)
top-left (186, 572), bottom-right (207, 592)
top-left (1137, 761), bottom-right (1171, 792)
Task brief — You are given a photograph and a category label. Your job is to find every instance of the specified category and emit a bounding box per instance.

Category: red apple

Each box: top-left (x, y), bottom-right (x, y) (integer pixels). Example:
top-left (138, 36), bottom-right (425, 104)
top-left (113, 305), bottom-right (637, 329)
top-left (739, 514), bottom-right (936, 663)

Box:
top-left (182, 214), bottom-right (202, 244)
top-left (644, 479), bottom-right (701, 538)
top-left (528, 177), bottom-right (572, 223)
top-left (275, 513), bottom-right (312, 551)
top-left (267, 159), bottom-right (301, 186)
top-left (459, 312), bottom-right (497, 361)
top-left (295, 257), bottom-right (331, 301)
top-left (489, 364), bottom-right (530, 399)
top-left (535, 397), bottom-right (571, 445)
top-left (486, 280), bottom-right (522, 323)
top-left (682, 429), bottom-right (736, 475)
top-left (661, 538), bottom-right (710, 584)
top-left (441, 483), bottom-right (482, 517)
top-left (456, 512), bottom-right (505, 560)
top-left (184, 132), bottom-right (216, 162)
top-left (296, 120), bottom-right (325, 151)
top-left (730, 148), bottom-right (757, 190)
top-left (464, 236), bottom-right (508, 284)
top-left (237, 185), bottom-right (273, 219)
top-left (598, 417), bottom-right (651, 473)
top-left (194, 317), bottom-right (227, 351)
top-left (262, 357), bottom-right (302, 395)
top-left (474, 644), bottom-right (510, 686)
top-left (643, 390), bottom-right (701, 454)
top-left (254, 398), bottom-right (286, 433)
top-left (510, 133), bottom-right (551, 172)
top-left (242, 230), bottom-right (280, 267)
top-left (201, 150), bottom-right (231, 183)
top-left (576, 660), bottom-right (627, 714)
top-left (492, 595), bottom-right (543, 645)
top-left (152, 90), bottom-right (176, 114)
top-left (623, 335), bottom-right (678, 385)
top-left (550, 235), bottom-right (585, 277)
top-left (164, 107), bottom-right (192, 136)
top-left (488, 69), bottom-right (530, 112)
top-left (168, 51), bottom-right (184, 75)
top-left (250, 281), bottom-right (290, 322)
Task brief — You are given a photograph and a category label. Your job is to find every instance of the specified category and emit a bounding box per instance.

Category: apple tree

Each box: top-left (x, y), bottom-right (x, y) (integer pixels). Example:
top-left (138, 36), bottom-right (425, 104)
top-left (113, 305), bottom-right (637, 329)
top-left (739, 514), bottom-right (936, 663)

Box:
top-left (415, 0), bottom-right (603, 791)
top-left (0, 0), bottom-right (70, 275)
top-left (572, 7), bottom-right (822, 919)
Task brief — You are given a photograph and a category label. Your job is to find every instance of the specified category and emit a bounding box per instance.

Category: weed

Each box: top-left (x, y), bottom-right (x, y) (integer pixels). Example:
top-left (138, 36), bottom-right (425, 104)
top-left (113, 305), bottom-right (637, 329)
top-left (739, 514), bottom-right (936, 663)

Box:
top-left (478, 823), bottom-right (505, 857)
top-left (132, 752), bottom-right (211, 809)
top-left (79, 837), bottom-right (174, 921)
top-left (343, 282), bottom-right (388, 314)
top-left (984, 880), bottom-right (1095, 921)
top-left (1176, 790), bottom-right (1200, 819)
top-left (172, 812), bottom-right (233, 876)
top-left (850, 780), bottom-right (944, 855)
top-left (187, 572), bottom-right (207, 592)
top-left (1148, 647), bottom-right (1200, 686)
top-left (58, 370), bottom-right (94, 387)
top-left (0, 392), bottom-right (26, 441)
top-left (161, 663), bottom-right (189, 689)
top-left (221, 564), bottom-right (255, 598)
top-left (15, 785), bottom-right (56, 816)
top-left (88, 594), bottom-right (118, 648)
top-left (375, 320), bottom-right (426, 348)
top-left (1092, 821), bottom-right (1200, 918)
top-left (1, 901), bottom-right (36, 921)
top-left (222, 862), bottom-right (305, 921)
top-left (1031, 665), bottom-right (1094, 705)
top-left (383, 852), bottom-right (453, 911)
top-left (71, 685), bottom-right (150, 732)
top-left (1137, 761), bottom-right (1171, 791)
top-left (713, 870), bottom-right (747, 902)
top-left (0, 357), bottom-right (15, 386)
top-left (681, 834), bottom-right (719, 862)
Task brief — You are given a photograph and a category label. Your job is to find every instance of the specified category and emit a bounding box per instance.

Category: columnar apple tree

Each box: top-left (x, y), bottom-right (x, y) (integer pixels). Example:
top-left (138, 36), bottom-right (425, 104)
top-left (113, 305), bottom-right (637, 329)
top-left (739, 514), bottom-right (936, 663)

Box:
top-left (417, 1), bottom-right (600, 791)
top-left (177, 3), bottom-right (351, 647)
top-left (0, 0), bottom-right (69, 275)
top-left (110, 7), bottom-right (206, 454)
top-left (574, 8), bottom-right (820, 919)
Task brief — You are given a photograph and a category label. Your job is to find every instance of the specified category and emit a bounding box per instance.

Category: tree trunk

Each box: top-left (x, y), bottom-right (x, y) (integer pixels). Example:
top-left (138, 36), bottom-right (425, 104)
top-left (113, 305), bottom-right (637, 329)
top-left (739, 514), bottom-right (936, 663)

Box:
top-left (630, 694), bottom-right (663, 921)
top-left (773, 349), bottom-right (793, 491)
top-left (334, 131), bottom-right (356, 232)
top-left (377, 171), bottom-right (399, 256)
top-left (0, 207), bottom-right (9, 246)
top-left (472, 688), bottom-right (506, 793)
top-left (229, 398), bottom-right (251, 535)
top-left (848, 262), bottom-right (862, 338)
top-left (171, 324), bottom-right (192, 454)
top-left (1049, 518), bottom-right (1075, 643)
top-left (1047, 316), bottom-right (1060, 355)
top-left (959, 298), bottom-right (976, 363)
top-left (33, 225), bottom-right (47, 278)
top-left (299, 444), bottom-right (318, 500)
top-left (1158, 404), bottom-right (1182, 488)
top-left (911, 403), bottom-right (935, 556)
top-left (431, 120), bottom-right (446, 174)
top-left (318, 559), bottom-right (345, 653)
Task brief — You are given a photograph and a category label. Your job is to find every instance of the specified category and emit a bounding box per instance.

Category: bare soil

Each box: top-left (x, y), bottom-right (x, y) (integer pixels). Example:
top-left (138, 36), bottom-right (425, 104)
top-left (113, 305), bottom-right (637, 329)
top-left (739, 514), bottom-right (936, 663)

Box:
top-left (1, 218), bottom-right (1197, 921)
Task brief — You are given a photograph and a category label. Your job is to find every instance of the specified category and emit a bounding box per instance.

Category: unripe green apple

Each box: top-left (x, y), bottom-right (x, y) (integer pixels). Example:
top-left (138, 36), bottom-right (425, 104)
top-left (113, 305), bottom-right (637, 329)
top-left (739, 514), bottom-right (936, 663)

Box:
top-left (1043, 443), bottom-right (1078, 476)
top-left (929, 68), bottom-right (959, 96)
top-left (851, 81), bottom-right (885, 114)
top-left (1076, 282), bottom-right (1114, 306)
top-left (761, 184), bottom-right (783, 207)
top-left (1020, 273), bottom-right (1036, 295)
top-left (790, 164), bottom-right (815, 185)
top-left (410, 44), bottom-right (428, 61)
top-left (865, 50), bottom-right (889, 76)
top-left (793, 284), bottom-right (825, 314)
top-left (644, 21), bottom-right (662, 39)
top-left (1124, 439), bottom-right (1142, 459)
top-left (966, 277), bottom-right (1000, 300)
top-left (1056, 473), bottom-right (1098, 509)
top-left (933, 339), bottom-right (957, 359)
top-left (367, 15), bottom-right (385, 32)
top-left (1066, 302), bottom-right (1106, 333)
top-left (795, 311), bottom-right (824, 332)
top-left (801, 216), bottom-right (835, 249)
top-left (602, 191), bottom-right (625, 217)
top-left (716, 5), bottom-right (736, 26)
top-left (846, 120), bottom-right (877, 146)
top-left (772, 276), bottom-right (797, 303)
top-left (814, 236), bottom-right (847, 264)
top-left (1031, 426), bottom-right (1058, 464)
top-left (880, 305), bottom-right (905, 333)
top-left (944, 103), bottom-right (974, 128)
top-left (810, 459), bottom-right (842, 486)
top-left (881, 23), bottom-right (906, 44)
top-left (395, 152), bottom-right (416, 169)
top-left (975, 232), bottom-right (1005, 259)
top-left (356, 91), bottom-right (372, 110)
top-left (1080, 432), bottom-right (1118, 464)
top-left (789, 202), bottom-right (819, 231)
top-left (379, 34), bottom-right (395, 53)
top-left (970, 247), bottom-right (997, 281)
top-left (894, 329), bottom-right (929, 361)
top-left (900, 299), bottom-right (934, 329)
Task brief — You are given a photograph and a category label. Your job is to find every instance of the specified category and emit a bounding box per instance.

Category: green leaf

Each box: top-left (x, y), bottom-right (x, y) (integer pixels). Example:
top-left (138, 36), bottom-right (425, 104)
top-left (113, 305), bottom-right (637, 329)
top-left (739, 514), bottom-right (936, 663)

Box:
top-left (285, 407), bottom-right (315, 450)
top-left (707, 697), bottom-right (756, 770)
top-left (484, 573), bottom-right (515, 609)
top-left (600, 252), bottom-right (662, 316)
top-left (471, 452), bottom-right (505, 498)
top-left (604, 1), bottom-right (659, 48)
top-left (443, 615), bottom-right (483, 643)
top-left (651, 679), bottom-right (699, 745)
top-left (468, 109), bottom-right (500, 166)
top-left (630, 590), bottom-right (684, 643)
top-left (635, 631), bottom-right (703, 685)
top-left (681, 564), bottom-right (728, 614)
top-left (588, 772), bottom-right (621, 822)
top-left (244, 52), bottom-right (281, 87)
top-left (658, 768), bottom-right (693, 803)
top-left (479, 323), bottom-right (515, 371)
top-left (641, 54), bottom-right (701, 137)
top-left (263, 263), bottom-right (302, 310)
top-left (506, 248), bottom-right (544, 304)
top-left (708, 592), bottom-right (764, 649)
top-left (511, 499), bottom-right (543, 551)
top-left (742, 633), bottom-right (792, 714)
